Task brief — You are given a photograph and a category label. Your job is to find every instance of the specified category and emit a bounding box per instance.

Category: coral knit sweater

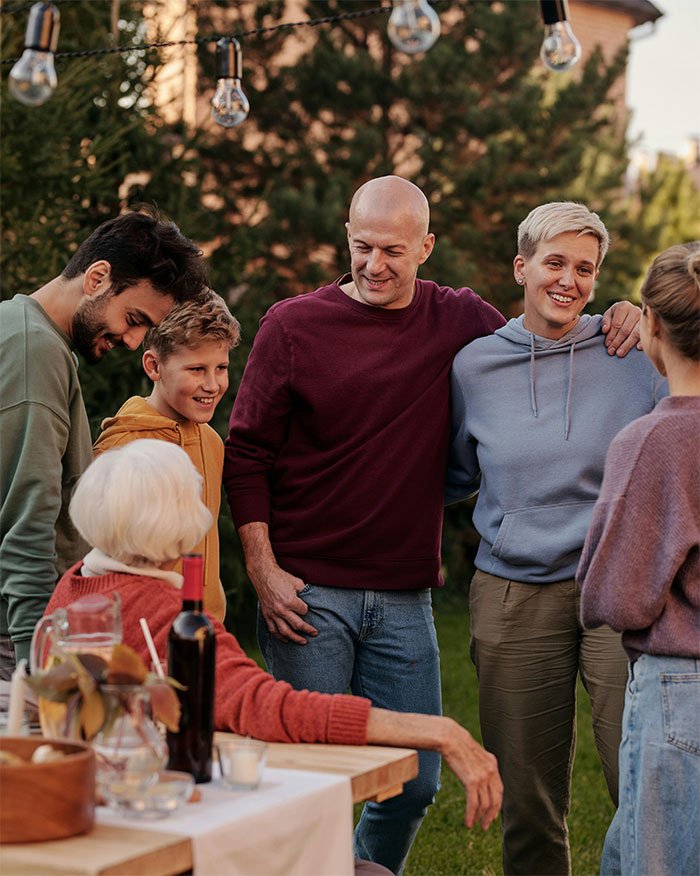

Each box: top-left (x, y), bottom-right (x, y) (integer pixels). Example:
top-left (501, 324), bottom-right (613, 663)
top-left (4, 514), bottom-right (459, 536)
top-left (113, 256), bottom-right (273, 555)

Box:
top-left (45, 564), bottom-right (371, 745)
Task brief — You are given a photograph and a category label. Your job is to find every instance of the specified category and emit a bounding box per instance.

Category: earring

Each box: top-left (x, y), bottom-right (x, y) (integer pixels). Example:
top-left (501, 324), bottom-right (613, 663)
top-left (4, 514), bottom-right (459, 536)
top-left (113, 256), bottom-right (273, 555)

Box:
top-left (517, 278), bottom-right (524, 285)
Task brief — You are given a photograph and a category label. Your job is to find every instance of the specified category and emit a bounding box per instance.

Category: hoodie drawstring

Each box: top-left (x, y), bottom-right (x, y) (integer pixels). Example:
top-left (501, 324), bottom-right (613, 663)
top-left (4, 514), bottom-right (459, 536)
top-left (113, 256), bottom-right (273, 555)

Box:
top-left (529, 333), bottom-right (538, 418)
top-left (528, 334), bottom-right (576, 439)
top-left (564, 342), bottom-right (575, 440)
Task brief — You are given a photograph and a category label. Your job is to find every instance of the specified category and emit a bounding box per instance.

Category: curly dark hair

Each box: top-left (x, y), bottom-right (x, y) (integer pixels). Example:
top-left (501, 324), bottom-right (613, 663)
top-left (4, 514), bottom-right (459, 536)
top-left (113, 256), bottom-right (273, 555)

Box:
top-left (62, 206), bottom-right (208, 304)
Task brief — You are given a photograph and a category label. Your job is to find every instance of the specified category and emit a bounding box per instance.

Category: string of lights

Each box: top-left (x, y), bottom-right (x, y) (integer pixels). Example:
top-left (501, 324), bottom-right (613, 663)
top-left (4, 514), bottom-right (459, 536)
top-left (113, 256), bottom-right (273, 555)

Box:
top-left (0, 1), bottom-right (437, 64)
top-left (4, 1), bottom-right (582, 125)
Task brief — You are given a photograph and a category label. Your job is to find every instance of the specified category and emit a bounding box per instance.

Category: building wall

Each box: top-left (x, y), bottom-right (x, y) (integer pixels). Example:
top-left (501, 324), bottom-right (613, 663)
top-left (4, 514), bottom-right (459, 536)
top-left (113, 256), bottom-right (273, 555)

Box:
top-left (570, 1), bottom-right (639, 116)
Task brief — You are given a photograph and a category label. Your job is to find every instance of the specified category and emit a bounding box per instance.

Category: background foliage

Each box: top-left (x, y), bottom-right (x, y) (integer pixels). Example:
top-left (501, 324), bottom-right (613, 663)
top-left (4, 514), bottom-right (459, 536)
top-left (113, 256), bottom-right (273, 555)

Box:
top-left (2, 0), bottom-right (699, 633)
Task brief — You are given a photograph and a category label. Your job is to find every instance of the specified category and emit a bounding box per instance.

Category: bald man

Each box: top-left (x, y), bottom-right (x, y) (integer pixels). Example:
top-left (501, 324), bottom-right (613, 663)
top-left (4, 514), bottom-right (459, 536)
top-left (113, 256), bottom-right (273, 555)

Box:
top-left (223, 176), bottom-right (504, 873)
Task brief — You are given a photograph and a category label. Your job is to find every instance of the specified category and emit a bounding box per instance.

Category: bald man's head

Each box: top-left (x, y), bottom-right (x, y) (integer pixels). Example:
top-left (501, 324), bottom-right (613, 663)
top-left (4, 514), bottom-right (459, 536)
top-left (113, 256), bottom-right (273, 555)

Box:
top-left (344, 176), bottom-right (435, 310)
top-left (349, 176), bottom-right (431, 238)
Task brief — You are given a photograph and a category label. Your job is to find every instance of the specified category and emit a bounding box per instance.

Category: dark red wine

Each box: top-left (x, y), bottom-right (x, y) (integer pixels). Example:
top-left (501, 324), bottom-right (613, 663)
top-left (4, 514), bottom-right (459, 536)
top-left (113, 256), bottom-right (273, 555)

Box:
top-left (166, 554), bottom-right (216, 783)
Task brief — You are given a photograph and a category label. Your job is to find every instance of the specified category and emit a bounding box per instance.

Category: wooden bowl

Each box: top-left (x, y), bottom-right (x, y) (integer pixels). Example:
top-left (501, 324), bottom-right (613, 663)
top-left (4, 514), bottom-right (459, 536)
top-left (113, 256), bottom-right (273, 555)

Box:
top-left (0, 736), bottom-right (95, 843)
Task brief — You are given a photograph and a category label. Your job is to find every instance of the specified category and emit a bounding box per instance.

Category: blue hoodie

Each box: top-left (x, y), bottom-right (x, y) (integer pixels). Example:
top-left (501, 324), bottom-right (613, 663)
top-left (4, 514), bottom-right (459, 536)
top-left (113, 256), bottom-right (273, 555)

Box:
top-left (446, 314), bottom-right (668, 584)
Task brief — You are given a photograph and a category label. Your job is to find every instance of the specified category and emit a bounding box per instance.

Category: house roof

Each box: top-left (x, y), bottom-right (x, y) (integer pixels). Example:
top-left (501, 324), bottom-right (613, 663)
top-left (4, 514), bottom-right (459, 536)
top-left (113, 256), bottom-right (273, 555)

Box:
top-left (574, 0), bottom-right (663, 27)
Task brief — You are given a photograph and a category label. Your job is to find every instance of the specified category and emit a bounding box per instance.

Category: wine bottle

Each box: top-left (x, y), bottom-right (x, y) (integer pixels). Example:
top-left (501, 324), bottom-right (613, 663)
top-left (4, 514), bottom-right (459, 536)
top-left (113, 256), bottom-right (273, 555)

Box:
top-left (166, 553), bottom-right (216, 783)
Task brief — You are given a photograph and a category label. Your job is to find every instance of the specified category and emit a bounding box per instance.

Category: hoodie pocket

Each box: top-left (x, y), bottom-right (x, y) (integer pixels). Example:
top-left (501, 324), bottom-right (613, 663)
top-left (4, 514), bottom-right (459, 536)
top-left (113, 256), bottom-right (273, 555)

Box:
top-left (491, 501), bottom-right (596, 571)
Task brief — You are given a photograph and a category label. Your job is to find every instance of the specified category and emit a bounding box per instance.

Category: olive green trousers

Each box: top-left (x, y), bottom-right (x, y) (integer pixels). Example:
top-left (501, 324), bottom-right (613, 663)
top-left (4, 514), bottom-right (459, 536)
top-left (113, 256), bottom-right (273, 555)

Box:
top-left (469, 570), bottom-right (627, 876)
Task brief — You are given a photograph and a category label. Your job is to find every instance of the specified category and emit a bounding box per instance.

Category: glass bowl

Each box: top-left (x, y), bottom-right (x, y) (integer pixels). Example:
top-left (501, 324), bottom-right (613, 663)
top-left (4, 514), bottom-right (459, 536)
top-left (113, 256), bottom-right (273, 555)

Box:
top-left (100, 769), bottom-right (195, 818)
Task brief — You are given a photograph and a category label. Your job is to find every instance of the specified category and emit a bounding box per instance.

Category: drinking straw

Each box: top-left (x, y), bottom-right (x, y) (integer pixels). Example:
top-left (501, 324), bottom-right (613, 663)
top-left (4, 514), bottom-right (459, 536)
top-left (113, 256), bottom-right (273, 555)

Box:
top-left (139, 617), bottom-right (165, 679)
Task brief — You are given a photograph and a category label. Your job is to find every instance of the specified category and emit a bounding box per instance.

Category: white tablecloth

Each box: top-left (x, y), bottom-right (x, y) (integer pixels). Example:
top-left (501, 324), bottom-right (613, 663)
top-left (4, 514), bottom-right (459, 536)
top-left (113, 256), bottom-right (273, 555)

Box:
top-left (98, 766), bottom-right (354, 876)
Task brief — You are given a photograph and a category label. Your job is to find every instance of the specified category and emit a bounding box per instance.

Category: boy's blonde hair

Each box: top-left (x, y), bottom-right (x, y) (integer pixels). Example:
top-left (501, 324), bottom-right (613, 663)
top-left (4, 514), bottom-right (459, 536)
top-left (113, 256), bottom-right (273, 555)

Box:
top-left (517, 202), bottom-right (610, 269)
top-left (143, 287), bottom-right (240, 359)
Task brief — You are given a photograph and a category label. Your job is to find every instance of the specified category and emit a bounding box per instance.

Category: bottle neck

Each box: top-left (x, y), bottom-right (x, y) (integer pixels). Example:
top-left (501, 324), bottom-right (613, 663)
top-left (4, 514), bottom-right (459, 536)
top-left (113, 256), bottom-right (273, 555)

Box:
top-left (181, 554), bottom-right (204, 603)
top-left (180, 599), bottom-right (203, 613)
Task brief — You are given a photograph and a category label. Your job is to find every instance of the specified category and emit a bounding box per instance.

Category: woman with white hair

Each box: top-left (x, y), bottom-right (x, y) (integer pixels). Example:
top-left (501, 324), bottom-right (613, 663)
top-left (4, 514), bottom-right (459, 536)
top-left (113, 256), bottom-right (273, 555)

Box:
top-left (44, 439), bottom-right (503, 837)
top-left (447, 202), bottom-right (667, 875)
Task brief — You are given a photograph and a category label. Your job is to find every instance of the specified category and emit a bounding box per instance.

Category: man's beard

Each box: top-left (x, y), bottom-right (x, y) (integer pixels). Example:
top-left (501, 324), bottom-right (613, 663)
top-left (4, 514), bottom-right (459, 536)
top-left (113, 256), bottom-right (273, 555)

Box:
top-left (71, 296), bottom-right (118, 364)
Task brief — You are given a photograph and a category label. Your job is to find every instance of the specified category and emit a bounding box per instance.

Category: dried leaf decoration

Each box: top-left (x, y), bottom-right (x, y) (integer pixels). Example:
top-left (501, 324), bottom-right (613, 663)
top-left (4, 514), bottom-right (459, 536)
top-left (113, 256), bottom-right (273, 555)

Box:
top-left (77, 653), bottom-right (109, 682)
top-left (146, 679), bottom-right (182, 733)
top-left (25, 640), bottom-right (181, 739)
top-left (25, 652), bottom-right (86, 702)
top-left (106, 643), bottom-right (148, 685)
top-left (79, 687), bottom-right (106, 738)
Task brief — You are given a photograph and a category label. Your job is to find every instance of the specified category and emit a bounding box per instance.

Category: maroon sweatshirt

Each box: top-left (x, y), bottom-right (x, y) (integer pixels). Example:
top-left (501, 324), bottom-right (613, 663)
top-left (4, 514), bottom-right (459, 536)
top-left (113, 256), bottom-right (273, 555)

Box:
top-left (224, 276), bottom-right (505, 591)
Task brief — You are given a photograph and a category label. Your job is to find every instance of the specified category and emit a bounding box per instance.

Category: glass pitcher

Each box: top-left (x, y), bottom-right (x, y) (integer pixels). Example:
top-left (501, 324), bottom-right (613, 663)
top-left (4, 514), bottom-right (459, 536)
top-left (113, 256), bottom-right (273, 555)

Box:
top-left (29, 592), bottom-right (122, 737)
top-left (30, 592), bottom-right (122, 674)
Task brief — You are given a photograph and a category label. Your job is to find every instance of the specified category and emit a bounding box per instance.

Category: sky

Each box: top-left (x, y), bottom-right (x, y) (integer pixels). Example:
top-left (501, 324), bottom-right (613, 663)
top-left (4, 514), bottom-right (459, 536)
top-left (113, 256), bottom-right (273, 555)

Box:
top-left (625, 0), bottom-right (700, 158)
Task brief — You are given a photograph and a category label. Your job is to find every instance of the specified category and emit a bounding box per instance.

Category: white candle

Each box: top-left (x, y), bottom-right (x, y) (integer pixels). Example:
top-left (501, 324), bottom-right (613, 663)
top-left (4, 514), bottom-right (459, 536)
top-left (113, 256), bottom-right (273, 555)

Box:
top-left (229, 748), bottom-right (260, 785)
top-left (6, 658), bottom-right (27, 736)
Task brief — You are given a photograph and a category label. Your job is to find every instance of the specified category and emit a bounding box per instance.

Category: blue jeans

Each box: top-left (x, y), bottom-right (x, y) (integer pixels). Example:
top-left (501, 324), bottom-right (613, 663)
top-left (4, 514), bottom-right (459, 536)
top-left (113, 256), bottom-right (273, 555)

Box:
top-left (258, 585), bottom-right (442, 876)
top-left (601, 654), bottom-right (700, 876)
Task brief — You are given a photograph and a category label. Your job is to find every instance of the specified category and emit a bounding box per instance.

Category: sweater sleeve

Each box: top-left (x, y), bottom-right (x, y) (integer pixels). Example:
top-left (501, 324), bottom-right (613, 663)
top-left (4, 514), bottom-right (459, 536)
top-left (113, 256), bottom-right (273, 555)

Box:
top-left (0, 401), bottom-right (70, 663)
top-left (223, 310), bottom-right (293, 529)
top-left (578, 422), bottom-right (695, 632)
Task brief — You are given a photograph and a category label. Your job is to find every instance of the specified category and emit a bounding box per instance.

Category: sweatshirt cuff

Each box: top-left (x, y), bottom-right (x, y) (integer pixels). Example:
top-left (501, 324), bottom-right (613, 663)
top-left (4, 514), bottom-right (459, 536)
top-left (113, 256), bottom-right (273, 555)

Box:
top-left (326, 694), bottom-right (372, 745)
top-left (13, 638), bottom-right (31, 666)
top-left (229, 495), bottom-right (271, 530)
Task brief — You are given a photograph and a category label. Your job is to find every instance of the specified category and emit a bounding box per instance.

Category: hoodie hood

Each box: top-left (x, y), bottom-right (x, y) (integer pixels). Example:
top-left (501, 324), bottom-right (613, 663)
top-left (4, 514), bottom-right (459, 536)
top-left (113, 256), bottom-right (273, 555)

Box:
top-left (495, 314), bottom-right (603, 438)
top-left (95, 396), bottom-right (186, 450)
top-left (496, 313), bottom-right (603, 348)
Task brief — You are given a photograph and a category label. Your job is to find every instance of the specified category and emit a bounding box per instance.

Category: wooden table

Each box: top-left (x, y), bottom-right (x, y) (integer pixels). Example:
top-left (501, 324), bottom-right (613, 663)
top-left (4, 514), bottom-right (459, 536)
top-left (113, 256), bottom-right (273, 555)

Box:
top-left (0, 738), bottom-right (418, 876)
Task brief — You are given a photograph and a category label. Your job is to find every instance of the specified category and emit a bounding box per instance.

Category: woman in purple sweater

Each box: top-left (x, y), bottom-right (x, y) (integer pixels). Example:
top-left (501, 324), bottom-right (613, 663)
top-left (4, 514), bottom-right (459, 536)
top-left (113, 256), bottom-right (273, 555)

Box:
top-left (578, 241), bottom-right (700, 876)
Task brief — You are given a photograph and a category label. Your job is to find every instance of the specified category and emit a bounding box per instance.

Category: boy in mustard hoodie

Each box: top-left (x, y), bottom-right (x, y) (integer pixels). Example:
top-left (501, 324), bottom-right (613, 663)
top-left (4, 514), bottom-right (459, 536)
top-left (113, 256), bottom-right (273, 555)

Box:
top-left (94, 289), bottom-right (240, 621)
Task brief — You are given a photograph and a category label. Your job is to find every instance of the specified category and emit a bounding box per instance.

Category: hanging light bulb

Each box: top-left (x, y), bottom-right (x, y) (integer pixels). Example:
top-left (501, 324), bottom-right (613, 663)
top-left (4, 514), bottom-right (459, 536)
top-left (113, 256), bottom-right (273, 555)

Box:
top-left (539, 0), bottom-right (581, 72)
top-left (9, 2), bottom-right (61, 107)
top-left (387, 0), bottom-right (441, 55)
top-left (210, 37), bottom-right (249, 128)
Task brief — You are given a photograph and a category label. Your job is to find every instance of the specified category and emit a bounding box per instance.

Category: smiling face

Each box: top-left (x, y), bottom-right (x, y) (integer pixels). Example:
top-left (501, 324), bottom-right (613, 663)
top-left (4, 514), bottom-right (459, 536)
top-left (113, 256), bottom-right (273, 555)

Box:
top-left (345, 179), bottom-right (435, 310)
top-left (515, 232), bottom-right (600, 339)
top-left (72, 279), bottom-right (175, 364)
top-left (144, 340), bottom-right (230, 424)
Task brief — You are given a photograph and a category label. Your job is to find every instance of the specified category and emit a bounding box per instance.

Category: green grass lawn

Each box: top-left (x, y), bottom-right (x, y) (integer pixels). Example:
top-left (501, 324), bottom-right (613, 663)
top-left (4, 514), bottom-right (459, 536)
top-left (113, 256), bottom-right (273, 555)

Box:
top-left (400, 590), bottom-right (615, 876)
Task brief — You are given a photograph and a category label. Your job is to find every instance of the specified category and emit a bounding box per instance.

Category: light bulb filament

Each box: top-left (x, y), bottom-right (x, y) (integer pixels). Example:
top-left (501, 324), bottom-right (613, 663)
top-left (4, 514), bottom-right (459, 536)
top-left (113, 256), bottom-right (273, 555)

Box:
top-left (387, 0), bottom-right (441, 55)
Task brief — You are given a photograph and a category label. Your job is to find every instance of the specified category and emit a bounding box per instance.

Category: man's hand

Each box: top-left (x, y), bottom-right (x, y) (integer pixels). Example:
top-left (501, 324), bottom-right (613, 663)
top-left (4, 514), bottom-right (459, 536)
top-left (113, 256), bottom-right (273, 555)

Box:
top-left (250, 562), bottom-right (318, 645)
top-left (601, 300), bottom-right (642, 357)
top-left (237, 521), bottom-right (318, 645)
top-left (440, 718), bottom-right (503, 830)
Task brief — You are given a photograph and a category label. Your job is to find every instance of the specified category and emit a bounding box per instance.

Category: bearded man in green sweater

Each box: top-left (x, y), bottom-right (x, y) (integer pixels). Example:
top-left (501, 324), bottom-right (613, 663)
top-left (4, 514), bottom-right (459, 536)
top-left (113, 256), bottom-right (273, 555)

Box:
top-left (0, 208), bottom-right (207, 677)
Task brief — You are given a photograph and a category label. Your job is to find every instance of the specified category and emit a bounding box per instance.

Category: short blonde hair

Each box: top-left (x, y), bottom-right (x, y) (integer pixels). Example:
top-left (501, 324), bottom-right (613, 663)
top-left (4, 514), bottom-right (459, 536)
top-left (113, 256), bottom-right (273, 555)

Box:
top-left (641, 241), bottom-right (700, 360)
top-left (518, 202), bottom-right (610, 268)
top-left (69, 440), bottom-right (213, 566)
top-left (143, 287), bottom-right (241, 360)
